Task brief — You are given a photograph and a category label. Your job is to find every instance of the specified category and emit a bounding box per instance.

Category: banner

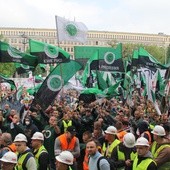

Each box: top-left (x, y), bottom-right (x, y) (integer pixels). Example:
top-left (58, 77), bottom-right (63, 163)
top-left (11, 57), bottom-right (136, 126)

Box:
top-left (56, 16), bottom-right (88, 43)
top-left (31, 60), bottom-right (82, 110)
top-left (29, 39), bottom-right (70, 64)
top-left (0, 41), bottom-right (38, 67)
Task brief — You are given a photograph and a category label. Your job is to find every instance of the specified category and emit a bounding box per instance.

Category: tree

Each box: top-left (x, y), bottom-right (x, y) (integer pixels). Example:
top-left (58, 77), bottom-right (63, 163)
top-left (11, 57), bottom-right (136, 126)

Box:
top-left (166, 45), bottom-right (170, 65)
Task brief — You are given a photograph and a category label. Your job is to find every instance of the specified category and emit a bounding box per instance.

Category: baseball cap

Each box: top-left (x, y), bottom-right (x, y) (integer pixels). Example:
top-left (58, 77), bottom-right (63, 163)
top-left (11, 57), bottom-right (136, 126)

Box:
top-left (67, 126), bottom-right (76, 134)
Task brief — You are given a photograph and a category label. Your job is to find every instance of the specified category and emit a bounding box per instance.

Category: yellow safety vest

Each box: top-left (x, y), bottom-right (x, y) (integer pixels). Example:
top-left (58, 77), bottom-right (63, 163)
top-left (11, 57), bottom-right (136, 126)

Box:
top-left (151, 141), bottom-right (170, 170)
top-left (34, 145), bottom-right (49, 170)
top-left (133, 156), bottom-right (155, 170)
top-left (16, 151), bottom-right (33, 170)
top-left (102, 139), bottom-right (120, 158)
top-left (62, 120), bottom-right (72, 132)
top-left (117, 145), bottom-right (137, 161)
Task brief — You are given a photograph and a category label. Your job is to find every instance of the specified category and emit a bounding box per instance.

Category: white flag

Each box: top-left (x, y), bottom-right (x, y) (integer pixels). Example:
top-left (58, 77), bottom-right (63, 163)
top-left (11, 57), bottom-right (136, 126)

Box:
top-left (56, 16), bottom-right (88, 43)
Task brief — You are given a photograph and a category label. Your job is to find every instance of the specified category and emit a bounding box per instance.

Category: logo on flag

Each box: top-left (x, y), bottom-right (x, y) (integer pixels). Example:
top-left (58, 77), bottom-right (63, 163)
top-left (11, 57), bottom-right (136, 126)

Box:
top-left (65, 22), bottom-right (78, 37)
top-left (44, 45), bottom-right (59, 59)
top-left (47, 75), bottom-right (63, 91)
top-left (7, 46), bottom-right (22, 59)
top-left (104, 52), bottom-right (115, 65)
top-left (56, 16), bottom-right (88, 43)
top-left (21, 64), bottom-right (30, 69)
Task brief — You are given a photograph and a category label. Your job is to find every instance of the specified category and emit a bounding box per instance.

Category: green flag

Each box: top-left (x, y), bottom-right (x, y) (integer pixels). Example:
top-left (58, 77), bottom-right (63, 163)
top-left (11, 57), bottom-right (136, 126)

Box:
top-left (0, 74), bottom-right (16, 90)
top-left (15, 63), bottom-right (35, 74)
top-left (96, 70), bottom-right (108, 90)
top-left (29, 39), bottom-right (70, 64)
top-left (82, 51), bottom-right (99, 87)
top-left (31, 60), bottom-right (82, 110)
top-left (104, 80), bottom-right (123, 96)
top-left (132, 47), bottom-right (166, 71)
top-left (74, 43), bottom-right (125, 72)
top-left (0, 41), bottom-right (38, 67)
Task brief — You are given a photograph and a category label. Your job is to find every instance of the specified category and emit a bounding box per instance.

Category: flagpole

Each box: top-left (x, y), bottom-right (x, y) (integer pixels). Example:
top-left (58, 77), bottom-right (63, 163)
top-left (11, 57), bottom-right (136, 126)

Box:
top-left (55, 15), bottom-right (64, 96)
top-left (55, 15), bottom-right (60, 47)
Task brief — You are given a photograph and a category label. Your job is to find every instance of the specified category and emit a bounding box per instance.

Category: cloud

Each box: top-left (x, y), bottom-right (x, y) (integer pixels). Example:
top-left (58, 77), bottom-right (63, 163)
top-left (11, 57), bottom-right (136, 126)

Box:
top-left (0, 0), bottom-right (169, 34)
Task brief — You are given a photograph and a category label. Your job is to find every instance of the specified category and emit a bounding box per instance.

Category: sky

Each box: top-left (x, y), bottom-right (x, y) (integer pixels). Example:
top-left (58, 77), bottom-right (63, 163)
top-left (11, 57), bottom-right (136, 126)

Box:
top-left (0, 0), bottom-right (170, 35)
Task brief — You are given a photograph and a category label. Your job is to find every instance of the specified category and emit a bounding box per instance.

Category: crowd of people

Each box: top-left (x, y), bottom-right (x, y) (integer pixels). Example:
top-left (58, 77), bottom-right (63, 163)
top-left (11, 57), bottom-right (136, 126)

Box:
top-left (0, 85), bottom-right (169, 170)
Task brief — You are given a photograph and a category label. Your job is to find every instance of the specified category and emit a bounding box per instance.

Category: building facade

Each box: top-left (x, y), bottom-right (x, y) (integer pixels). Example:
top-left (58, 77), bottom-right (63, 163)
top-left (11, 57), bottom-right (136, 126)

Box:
top-left (0, 27), bottom-right (169, 59)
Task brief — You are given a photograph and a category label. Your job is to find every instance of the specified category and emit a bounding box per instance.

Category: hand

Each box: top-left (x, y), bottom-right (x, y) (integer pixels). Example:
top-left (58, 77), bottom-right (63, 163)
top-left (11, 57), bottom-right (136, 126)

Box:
top-left (125, 159), bottom-right (132, 166)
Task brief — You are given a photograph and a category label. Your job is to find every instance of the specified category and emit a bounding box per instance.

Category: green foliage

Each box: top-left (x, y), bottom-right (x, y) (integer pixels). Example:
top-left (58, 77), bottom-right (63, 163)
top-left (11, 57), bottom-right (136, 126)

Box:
top-left (33, 65), bottom-right (46, 77)
top-left (121, 43), bottom-right (165, 64)
top-left (166, 45), bottom-right (170, 65)
top-left (0, 63), bottom-right (16, 77)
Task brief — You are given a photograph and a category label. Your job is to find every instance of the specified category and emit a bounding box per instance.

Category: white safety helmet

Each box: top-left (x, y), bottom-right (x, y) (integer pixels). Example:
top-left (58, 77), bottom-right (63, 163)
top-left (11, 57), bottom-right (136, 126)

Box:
top-left (14, 133), bottom-right (27, 142)
top-left (135, 137), bottom-right (149, 147)
top-left (151, 125), bottom-right (166, 136)
top-left (31, 132), bottom-right (44, 141)
top-left (55, 151), bottom-right (73, 165)
top-left (123, 133), bottom-right (136, 148)
top-left (105, 126), bottom-right (117, 135)
top-left (0, 151), bottom-right (17, 164)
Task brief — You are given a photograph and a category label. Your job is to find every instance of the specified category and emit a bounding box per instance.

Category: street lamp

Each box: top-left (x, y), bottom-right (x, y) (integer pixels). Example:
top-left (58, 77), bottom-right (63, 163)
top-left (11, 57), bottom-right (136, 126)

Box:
top-left (19, 32), bottom-right (28, 52)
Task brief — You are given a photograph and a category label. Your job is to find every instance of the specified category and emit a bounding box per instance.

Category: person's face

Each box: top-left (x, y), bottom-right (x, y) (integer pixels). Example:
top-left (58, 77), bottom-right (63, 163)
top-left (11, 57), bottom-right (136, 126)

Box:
top-left (66, 132), bottom-right (75, 140)
top-left (15, 142), bottom-right (26, 153)
top-left (49, 116), bottom-right (57, 126)
top-left (1, 161), bottom-right (15, 170)
top-left (86, 141), bottom-right (97, 156)
top-left (104, 133), bottom-right (114, 143)
top-left (136, 145), bottom-right (149, 156)
top-left (31, 139), bottom-right (40, 149)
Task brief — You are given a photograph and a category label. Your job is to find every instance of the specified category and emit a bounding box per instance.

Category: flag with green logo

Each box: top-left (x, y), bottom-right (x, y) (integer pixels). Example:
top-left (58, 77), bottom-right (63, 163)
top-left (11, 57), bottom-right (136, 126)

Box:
top-left (74, 44), bottom-right (125, 72)
top-left (29, 39), bottom-right (70, 64)
top-left (31, 60), bottom-right (82, 110)
top-left (56, 16), bottom-right (88, 43)
top-left (0, 41), bottom-right (38, 67)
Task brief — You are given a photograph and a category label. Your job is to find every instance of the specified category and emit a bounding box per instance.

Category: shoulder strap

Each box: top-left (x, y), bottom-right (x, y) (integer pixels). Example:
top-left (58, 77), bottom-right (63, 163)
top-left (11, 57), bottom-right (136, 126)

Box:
top-left (97, 156), bottom-right (106, 170)
top-left (22, 152), bottom-right (33, 170)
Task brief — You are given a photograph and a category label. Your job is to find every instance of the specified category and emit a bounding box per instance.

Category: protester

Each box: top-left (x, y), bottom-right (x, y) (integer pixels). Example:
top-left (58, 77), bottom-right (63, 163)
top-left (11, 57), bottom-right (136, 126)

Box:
top-left (0, 151), bottom-right (17, 170)
top-left (14, 133), bottom-right (37, 170)
top-left (133, 137), bottom-right (157, 170)
top-left (151, 125), bottom-right (170, 169)
top-left (43, 115), bottom-right (60, 170)
top-left (55, 150), bottom-right (74, 170)
top-left (111, 133), bottom-right (137, 170)
top-left (31, 132), bottom-right (50, 170)
top-left (0, 133), bottom-right (16, 157)
top-left (54, 126), bottom-right (80, 170)
top-left (86, 139), bottom-right (110, 170)
top-left (102, 126), bottom-right (120, 158)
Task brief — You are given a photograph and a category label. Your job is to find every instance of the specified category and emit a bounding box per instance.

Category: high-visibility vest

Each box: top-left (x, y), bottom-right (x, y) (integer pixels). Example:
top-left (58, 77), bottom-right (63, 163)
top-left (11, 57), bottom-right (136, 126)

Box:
top-left (142, 131), bottom-right (152, 145)
top-left (58, 134), bottom-right (76, 151)
top-left (34, 145), bottom-right (49, 170)
top-left (102, 139), bottom-right (120, 158)
top-left (132, 156), bottom-right (156, 170)
top-left (151, 141), bottom-right (170, 170)
top-left (117, 145), bottom-right (137, 161)
top-left (117, 131), bottom-right (127, 142)
top-left (16, 151), bottom-right (34, 170)
top-left (62, 120), bottom-right (72, 132)
top-left (3, 143), bottom-right (16, 153)
top-left (83, 149), bottom-right (89, 170)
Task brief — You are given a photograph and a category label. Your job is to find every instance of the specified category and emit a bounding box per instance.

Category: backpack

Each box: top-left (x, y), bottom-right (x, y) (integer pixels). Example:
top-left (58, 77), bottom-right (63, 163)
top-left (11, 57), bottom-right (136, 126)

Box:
top-left (97, 156), bottom-right (115, 170)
